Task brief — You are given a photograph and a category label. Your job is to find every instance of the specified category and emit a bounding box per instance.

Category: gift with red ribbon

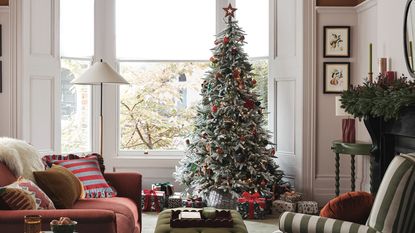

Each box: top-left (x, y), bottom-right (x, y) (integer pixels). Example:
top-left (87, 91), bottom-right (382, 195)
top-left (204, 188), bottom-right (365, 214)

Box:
top-left (237, 192), bottom-right (266, 219)
top-left (151, 182), bottom-right (174, 197)
top-left (182, 196), bottom-right (205, 208)
top-left (141, 189), bottom-right (165, 212)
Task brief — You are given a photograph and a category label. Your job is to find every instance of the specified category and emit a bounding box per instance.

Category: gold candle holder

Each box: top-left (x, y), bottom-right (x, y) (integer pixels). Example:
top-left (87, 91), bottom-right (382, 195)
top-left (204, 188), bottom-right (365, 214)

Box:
top-left (368, 72), bottom-right (373, 83)
top-left (24, 215), bottom-right (42, 233)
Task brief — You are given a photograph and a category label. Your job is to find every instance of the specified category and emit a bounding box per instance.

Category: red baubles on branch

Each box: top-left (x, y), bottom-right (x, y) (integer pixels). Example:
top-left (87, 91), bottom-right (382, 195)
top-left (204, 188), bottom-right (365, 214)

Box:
top-left (223, 36), bottom-right (230, 45)
top-left (211, 105), bottom-right (218, 113)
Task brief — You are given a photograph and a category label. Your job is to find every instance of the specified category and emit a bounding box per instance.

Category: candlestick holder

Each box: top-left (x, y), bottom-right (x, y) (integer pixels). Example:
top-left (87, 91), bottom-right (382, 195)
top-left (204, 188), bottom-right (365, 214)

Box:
top-left (368, 72), bottom-right (373, 83)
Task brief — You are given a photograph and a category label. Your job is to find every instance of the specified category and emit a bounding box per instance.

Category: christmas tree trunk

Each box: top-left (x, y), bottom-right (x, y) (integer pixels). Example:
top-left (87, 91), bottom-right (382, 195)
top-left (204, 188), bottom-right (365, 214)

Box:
top-left (174, 4), bottom-right (284, 208)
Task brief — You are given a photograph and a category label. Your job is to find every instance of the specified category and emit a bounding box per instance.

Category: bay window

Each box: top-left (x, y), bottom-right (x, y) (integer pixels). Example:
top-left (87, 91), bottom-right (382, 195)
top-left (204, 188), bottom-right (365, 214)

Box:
top-left (59, 0), bottom-right (271, 155)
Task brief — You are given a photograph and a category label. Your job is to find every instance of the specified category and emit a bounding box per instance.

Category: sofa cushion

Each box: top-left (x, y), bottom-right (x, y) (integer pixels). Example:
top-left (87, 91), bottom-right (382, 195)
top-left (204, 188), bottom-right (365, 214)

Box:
top-left (53, 158), bottom-right (116, 198)
top-left (0, 163), bottom-right (17, 187)
top-left (33, 165), bottom-right (83, 209)
top-left (320, 191), bottom-right (374, 224)
top-left (0, 177), bottom-right (55, 210)
top-left (73, 197), bottom-right (139, 233)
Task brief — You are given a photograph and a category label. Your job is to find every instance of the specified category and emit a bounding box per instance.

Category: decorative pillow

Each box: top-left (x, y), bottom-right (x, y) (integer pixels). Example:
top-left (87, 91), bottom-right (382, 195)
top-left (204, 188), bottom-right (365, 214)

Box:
top-left (42, 153), bottom-right (105, 173)
top-left (52, 157), bottom-right (116, 198)
top-left (320, 191), bottom-right (374, 224)
top-left (0, 177), bottom-right (55, 210)
top-left (33, 165), bottom-right (83, 209)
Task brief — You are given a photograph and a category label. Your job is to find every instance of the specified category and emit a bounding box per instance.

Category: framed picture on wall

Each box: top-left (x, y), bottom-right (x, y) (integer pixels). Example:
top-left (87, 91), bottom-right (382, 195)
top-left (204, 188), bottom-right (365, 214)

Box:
top-left (323, 26), bottom-right (350, 57)
top-left (324, 62), bottom-right (350, 94)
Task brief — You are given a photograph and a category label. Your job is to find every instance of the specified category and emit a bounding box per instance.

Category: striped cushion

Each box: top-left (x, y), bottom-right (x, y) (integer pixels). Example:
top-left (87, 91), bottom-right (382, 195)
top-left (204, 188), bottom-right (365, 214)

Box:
top-left (279, 212), bottom-right (381, 233)
top-left (366, 154), bottom-right (415, 233)
top-left (53, 158), bottom-right (116, 198)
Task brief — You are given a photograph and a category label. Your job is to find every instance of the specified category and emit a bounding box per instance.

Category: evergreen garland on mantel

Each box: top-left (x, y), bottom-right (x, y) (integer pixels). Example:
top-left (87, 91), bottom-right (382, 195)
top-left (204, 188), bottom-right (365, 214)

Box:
top-left (340, 74), bottom-right (415, 121)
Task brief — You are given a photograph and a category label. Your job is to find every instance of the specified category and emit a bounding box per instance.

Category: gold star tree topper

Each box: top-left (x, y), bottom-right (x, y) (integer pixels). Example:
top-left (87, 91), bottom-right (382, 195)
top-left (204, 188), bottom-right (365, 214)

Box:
top-left (223, 3), bottom-right (237, 18)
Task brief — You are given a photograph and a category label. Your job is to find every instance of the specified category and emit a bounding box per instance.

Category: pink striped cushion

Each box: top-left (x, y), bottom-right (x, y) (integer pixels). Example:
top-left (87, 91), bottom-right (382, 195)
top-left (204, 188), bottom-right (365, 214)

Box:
top-left (53, 158), bottom-right (116, 198)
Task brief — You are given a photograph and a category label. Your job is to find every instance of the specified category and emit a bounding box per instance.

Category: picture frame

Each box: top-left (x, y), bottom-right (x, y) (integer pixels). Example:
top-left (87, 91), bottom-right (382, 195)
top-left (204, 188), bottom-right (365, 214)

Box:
top-left (323, 26), bottom-right (350, 57)
top-left (323, 62), bottom-right (350, 94)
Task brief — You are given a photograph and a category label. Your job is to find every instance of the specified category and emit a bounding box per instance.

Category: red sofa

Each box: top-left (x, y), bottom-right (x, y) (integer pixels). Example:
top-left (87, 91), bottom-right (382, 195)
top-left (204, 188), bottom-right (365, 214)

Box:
top-left (0, 163), bottom-right (142, 233)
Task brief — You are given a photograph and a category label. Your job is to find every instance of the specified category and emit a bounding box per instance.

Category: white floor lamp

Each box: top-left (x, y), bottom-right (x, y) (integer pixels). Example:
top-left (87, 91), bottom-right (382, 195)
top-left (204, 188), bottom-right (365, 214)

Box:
top-left (72, 59), bottom-right (129, 155)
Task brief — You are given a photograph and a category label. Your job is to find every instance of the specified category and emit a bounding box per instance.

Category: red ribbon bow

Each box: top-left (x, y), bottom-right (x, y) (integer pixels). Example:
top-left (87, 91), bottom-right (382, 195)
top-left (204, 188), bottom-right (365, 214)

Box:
top-left (143, 189), bottom-right (161, 212)
top-left (239, 192), bottom-right (265, 219)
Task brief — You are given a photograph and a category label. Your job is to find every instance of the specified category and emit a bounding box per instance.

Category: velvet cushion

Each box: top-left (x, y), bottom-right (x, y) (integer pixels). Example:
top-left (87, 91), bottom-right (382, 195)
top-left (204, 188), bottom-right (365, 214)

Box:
top-left (320, 191), bottom-right (374, 224)
top-left (0, 177), bottom-right (55, 210)
top-left (53, 158), bottom-right (116, 198)
top-left (33, 165), bottom-right (83, 209)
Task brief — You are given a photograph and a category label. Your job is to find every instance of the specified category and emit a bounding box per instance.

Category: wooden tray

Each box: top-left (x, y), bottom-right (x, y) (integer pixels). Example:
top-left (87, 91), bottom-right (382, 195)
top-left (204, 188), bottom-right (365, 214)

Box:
top-left (170, 210), bottom-right (233, 228)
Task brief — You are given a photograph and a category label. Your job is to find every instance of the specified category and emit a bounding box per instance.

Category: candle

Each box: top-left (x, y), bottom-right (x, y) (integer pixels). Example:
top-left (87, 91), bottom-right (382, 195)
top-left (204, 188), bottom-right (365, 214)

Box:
top-left (369, 43), bottom-right (373, 73)
top-left (378, 58), bottom-right (387, 74)
top-left (386, 58), bottom-right (392, 71)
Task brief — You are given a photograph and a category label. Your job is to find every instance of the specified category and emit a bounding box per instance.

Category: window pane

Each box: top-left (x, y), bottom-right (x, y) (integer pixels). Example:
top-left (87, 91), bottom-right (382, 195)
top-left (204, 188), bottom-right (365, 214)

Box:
top-left (60, 0), bottom-right (94, 57)
top-left (61, 59), bottom-right (92, 153)
top-left (116, 0), bottom-right (215, 60)
top-left (236, 0), bottom-right (269, 57)
top-left (251, 59), bottom-right (269, 126)
top-left (119, 62), bottom-right (208, 151)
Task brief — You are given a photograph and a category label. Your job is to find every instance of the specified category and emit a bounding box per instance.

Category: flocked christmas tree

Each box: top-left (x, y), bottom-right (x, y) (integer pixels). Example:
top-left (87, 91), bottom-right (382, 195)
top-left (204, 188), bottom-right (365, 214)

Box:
top-left (175, 4), bottom-right (283, 199)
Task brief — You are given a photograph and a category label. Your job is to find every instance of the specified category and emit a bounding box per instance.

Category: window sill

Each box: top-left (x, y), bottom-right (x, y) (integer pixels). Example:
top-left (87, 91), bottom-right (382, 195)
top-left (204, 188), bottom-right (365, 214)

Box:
top-left (116, 150), bottom-right (185, 160)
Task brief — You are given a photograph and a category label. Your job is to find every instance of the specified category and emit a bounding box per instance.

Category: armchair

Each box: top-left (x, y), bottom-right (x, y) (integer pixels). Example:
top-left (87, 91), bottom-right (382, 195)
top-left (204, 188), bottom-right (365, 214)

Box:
top-left (279, 154), bottom-right (415, 233)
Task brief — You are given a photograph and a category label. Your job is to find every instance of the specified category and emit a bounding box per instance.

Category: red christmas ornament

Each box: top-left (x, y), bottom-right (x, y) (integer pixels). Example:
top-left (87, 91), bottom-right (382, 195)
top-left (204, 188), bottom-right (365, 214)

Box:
top-left (233, 69), bottom-right (241, 79)
top-left (244, 99), bottom-right (255, 109)
top-left (240, 135), bottom-right (246, 141)
top-left (210, 56), bottom-right (218, 63)
top-left (239, 35), bottom-right (245, 42)
top-left (252, 129), bottom-right (257, 136)
top-left (260, 180), bottom-right (267, 187)
top-left (216, 147), bottom-right (224, 154)
top-left (231, 47), bottom-right (238, 54)
top-left (252, 79), bottom-right (257, 85)
top-left (271, 148), bottom-right (276, 155)
top-left (211, 105), bottom-right (218, 113)
top-left (216, 72), bottom-right (222, 79)
top-left (223, 36), bottom-right (230, 44)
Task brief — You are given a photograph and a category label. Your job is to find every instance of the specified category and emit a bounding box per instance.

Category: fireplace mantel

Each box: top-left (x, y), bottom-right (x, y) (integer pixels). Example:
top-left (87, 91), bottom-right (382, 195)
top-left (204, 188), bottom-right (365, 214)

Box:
top-left (364, 106), bottom-right (415, 193)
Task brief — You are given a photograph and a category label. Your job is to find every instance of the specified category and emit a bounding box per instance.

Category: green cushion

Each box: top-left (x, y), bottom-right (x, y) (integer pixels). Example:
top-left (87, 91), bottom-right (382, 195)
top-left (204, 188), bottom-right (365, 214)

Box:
top-left (154, 208), bottom-right (248, 233)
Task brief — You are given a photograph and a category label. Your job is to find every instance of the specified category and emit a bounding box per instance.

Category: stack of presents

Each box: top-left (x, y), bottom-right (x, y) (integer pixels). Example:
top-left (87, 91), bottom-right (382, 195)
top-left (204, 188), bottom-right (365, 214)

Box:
top-left (141, 182), bottom-right (318, 219)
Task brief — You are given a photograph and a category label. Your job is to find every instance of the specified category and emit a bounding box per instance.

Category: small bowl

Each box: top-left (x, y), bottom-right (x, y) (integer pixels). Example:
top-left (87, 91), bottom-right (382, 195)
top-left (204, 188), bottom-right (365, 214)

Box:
top-left (50, 221), bottom-right (77, 233)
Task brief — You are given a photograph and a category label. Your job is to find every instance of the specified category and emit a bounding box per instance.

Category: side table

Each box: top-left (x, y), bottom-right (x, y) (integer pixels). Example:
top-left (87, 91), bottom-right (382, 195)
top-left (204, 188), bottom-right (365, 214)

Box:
top-left (331, 140), bottom-right (373, 196)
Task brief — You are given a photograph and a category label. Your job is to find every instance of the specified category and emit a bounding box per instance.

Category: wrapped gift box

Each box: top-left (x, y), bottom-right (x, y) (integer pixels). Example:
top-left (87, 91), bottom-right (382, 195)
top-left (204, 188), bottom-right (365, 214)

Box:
top-left (151, 182), bottom-right (174, 196)
top-left (141, 190), bottom-right (165, 212)
top-left (280, 191), bottom-right (303, 203)
top-left (297, 201), bottom-right (319, 214)
top-left (273, 200), bottom-right (296, 213)
top-left (264, 195), bottom-right (273, 215)
top-left (168, 192), bottom-right (182, 209)
top-left (236, 192), bottom-right (266, 219)
top-left (182, 196), bottom-right (205, 208)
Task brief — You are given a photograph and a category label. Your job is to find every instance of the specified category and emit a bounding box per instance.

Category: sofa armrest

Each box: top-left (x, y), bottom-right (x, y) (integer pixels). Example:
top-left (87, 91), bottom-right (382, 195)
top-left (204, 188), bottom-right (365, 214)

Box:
top-left (279, 212), bottom-right (381, 233)
top-left (0, 209), bottom-right (115, 223)
top-left (104, 172), bottom-right (142, 229)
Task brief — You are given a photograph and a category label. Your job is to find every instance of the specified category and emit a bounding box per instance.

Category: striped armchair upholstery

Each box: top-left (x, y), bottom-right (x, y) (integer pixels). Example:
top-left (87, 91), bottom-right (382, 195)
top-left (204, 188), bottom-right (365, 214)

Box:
top-left (279, 154), bottom-right (415, 233)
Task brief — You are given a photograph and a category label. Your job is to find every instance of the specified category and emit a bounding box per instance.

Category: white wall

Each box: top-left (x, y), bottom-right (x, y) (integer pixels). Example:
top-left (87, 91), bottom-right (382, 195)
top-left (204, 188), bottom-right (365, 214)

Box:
top-left (312, 0), bottom-right (411, 205)
top-left (0, 7), bottom-right (11, 137)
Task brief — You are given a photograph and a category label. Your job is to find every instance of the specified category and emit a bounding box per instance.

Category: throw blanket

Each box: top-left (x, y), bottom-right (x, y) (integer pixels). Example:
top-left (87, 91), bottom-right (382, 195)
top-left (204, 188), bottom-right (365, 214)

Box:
top-left (0, 137), bottom-right (44, 182)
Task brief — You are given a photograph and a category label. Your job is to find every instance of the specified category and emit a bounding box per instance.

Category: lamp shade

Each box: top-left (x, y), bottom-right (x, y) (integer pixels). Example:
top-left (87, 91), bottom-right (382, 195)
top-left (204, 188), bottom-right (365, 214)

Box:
top-left (71, 60), bottom-right (129, 85)
top-left (335, 96), bottom-right (351, 117)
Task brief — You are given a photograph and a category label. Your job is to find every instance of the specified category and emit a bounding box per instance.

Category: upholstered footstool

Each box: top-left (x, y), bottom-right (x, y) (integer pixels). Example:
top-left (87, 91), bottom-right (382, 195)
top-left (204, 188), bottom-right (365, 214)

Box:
top-left (154, 208), bottom-right (248, 233)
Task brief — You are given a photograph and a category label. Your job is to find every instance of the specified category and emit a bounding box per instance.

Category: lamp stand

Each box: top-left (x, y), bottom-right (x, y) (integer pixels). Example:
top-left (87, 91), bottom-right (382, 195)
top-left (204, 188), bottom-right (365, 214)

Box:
top-left (99, 83), bottom-right (103, 155)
